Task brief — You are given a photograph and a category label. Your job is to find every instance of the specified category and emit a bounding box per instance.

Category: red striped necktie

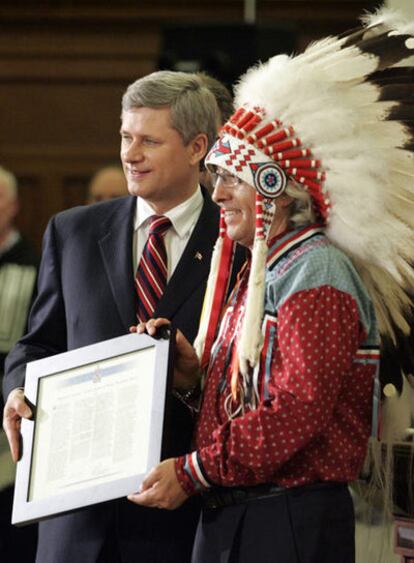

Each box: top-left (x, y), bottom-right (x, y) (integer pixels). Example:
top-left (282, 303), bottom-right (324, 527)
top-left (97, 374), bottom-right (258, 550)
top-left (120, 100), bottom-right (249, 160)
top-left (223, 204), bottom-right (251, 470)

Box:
top-left (135, 215), bottom-right (172, 323)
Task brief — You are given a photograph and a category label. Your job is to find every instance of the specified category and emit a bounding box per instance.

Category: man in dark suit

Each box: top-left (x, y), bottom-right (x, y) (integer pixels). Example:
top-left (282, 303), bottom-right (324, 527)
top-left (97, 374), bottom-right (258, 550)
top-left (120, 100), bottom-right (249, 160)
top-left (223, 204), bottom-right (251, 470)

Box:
top-left (2, 71), bottom-right (223, 563)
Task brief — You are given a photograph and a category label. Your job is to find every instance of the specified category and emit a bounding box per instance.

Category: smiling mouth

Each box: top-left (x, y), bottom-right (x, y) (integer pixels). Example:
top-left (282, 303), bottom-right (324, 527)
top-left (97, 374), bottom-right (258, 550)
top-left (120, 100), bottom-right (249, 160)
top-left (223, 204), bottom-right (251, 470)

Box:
top-left (223, 210), bottom-right (241, 220)
top-left (128, 170), bottom-right (150, 179)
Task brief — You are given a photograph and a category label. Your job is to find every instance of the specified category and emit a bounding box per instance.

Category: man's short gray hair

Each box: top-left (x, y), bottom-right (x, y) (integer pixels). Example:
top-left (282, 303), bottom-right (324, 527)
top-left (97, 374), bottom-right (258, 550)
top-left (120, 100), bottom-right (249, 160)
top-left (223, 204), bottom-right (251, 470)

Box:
top-left (122, 70), bottom-right (220, 150)
top-left (0, 166), bottom-right (18, 200)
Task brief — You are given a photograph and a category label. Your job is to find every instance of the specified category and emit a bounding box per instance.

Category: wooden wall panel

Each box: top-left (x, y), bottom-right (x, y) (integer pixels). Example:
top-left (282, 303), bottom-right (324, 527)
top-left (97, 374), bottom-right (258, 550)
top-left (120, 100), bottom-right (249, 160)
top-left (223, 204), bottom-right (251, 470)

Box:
top-left (0, 0), bottom-right (378, 251)
top-left (0, 81), bottom-right (132, 249)
top-left (62, 175), bottom-right (91, 210)
top-left (0, 14), bottom-right (159, 250)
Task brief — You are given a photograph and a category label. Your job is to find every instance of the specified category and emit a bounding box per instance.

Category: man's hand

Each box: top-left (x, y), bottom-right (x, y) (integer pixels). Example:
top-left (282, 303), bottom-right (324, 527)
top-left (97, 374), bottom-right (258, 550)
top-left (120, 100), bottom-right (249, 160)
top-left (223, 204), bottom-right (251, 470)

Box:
top-left (130, 318), bottom-right (201, 390)
top-left (3, 388), bottom-right (32, 462)
top-left (127, 458), bottom-right (188, 510)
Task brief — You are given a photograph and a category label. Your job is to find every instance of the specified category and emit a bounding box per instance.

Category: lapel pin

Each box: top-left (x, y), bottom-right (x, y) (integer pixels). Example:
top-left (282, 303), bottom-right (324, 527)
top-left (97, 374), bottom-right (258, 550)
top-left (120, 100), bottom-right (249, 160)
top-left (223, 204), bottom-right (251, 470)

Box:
top-left (195, 251), bottom-right (203, 261)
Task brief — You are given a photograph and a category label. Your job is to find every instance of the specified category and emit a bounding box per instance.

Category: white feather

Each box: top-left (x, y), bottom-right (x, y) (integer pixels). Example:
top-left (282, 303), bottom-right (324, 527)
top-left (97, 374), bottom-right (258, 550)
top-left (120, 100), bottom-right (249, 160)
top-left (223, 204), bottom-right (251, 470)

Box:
top-left (238, 238), bottom-right (267, 375)
top-left (221, 5), bottom-right (414, 368)
top-left (193, 236), bottom-right (222, 362)
top-left (361, 7), bottom-right (410, 31)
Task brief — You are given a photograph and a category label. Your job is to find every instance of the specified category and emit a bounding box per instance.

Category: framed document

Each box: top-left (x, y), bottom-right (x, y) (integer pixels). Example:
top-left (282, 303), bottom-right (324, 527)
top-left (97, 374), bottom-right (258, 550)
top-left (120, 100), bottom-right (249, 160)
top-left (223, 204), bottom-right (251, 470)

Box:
top-left (12, 331), bottom-right (173, 526)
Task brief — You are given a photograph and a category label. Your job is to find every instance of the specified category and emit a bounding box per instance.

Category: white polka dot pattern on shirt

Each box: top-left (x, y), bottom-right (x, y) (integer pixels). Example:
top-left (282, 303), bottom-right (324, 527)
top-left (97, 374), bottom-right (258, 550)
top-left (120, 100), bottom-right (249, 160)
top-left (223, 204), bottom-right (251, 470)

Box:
top-left (175, 233), bottom-right (378, 495)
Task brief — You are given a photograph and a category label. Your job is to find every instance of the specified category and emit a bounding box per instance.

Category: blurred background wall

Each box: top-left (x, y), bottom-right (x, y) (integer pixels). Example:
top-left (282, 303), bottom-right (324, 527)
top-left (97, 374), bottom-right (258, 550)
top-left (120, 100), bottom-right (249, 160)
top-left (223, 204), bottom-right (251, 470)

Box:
top-left (0, 0), bottom-right (394, 251)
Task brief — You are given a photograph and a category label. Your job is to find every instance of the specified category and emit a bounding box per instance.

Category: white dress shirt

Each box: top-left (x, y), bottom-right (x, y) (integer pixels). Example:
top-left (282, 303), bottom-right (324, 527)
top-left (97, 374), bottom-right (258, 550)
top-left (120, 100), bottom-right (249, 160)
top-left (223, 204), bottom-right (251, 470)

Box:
top-left (133, 187), bottom-right (203, 280)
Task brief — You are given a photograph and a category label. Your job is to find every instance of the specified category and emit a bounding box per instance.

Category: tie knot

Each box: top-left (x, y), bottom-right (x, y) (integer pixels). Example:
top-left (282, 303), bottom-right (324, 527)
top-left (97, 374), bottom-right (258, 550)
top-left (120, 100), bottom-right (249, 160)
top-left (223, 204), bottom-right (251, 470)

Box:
top-left (148, 215), bottom-right (171, 237)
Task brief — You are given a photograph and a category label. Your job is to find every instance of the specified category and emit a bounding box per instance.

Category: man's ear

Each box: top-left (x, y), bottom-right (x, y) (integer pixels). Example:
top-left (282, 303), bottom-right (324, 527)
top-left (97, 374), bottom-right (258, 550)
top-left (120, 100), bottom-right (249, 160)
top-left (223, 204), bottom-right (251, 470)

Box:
top-left (188, 133), bottom-right (208, 165)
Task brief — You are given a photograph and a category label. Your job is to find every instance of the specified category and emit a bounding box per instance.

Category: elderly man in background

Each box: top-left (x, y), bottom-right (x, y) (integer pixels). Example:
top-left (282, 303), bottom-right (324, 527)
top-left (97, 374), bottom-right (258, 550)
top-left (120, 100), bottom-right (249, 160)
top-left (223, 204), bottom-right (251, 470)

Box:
top-left (0, 166), bottom-right (38, 400)
top-left (0, 165), bottom-right (38, 563)
top-left (196, 72), bottom-right (233, 193)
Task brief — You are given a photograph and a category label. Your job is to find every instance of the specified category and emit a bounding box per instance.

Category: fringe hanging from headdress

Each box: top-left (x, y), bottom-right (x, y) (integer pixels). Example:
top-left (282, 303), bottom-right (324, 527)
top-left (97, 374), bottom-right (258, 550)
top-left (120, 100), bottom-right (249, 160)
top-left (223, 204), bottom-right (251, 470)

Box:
top-left (194, 214), bottom-right (235, 369)
top-left (237, 236), bottom-right (267, 376)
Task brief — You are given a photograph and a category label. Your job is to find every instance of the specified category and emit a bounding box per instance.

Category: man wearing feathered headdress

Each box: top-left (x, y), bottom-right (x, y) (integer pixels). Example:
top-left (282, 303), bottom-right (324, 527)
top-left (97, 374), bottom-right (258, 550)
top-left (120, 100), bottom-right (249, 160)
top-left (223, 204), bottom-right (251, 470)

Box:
top-left (129, 7), bottom-right (414, 562)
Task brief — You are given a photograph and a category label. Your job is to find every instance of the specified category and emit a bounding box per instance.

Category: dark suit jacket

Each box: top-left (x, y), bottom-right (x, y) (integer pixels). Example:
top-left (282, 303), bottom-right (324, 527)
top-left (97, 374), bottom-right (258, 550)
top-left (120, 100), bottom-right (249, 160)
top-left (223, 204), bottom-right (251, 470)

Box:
top-left (4, 192), bottom-right (221, 563)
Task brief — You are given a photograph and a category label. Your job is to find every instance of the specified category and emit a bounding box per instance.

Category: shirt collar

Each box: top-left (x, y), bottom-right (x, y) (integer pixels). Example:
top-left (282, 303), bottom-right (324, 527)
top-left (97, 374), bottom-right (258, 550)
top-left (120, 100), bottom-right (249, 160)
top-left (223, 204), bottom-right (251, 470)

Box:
top-left (134, 187), bottom-right (203, 238)
top-left (266, 224), bottom-right (325, 270)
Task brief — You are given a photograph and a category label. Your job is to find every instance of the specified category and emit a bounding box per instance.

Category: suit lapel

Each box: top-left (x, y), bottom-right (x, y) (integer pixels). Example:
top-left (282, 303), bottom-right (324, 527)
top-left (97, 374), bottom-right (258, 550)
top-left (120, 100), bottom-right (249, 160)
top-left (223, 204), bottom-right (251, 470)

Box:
top-left (98, 197), bottom-right (137, 330)
top-left (154, 192), bottom-right (219, 320)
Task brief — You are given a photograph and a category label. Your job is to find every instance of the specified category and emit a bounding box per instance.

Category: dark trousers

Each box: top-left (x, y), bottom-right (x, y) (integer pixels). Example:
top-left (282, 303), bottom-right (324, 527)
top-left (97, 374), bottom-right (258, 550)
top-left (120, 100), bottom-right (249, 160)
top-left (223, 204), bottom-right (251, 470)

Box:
top-left (0, 486), bottom-right (38, 563)
top-left (35, 496), bottom-right (200, 563)
top-left (192, 483), bottom-right (355, 563)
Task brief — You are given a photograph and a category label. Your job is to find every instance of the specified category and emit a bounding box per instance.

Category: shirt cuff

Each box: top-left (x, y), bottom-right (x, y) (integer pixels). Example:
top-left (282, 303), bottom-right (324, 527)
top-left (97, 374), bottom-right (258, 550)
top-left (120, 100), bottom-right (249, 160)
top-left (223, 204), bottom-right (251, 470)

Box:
top-left (175, 453), bottom-right (212, 496)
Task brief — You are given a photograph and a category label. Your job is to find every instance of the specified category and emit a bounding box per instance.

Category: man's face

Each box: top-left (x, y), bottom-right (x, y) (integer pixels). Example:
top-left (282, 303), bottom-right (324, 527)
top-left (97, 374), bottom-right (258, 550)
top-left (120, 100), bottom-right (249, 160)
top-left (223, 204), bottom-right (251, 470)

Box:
top-left (0, 181), bottom-right (18, 236)
top-left (120, 107), bottom-right (204, 213)
top-left (212, 167), bottom-right (256, 248)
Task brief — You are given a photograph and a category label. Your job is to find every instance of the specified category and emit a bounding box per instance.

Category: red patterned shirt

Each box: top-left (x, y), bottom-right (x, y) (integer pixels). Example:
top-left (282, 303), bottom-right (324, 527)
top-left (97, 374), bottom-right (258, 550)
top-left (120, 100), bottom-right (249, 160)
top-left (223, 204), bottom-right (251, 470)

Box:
top-left (175, 226), bottom-right (379, 495)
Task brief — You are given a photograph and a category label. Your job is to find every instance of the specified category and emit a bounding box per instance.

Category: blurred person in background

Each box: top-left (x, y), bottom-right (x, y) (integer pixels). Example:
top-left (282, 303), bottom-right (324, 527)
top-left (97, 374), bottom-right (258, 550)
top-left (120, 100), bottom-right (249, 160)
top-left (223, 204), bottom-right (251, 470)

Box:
top-left (196, 72), bottom-right (233, 193)
top-left (0, 166), bottom-right (38, 399)
top-left (87, 165), bottom-right (128, 204)
top-left (0, 165), bottom-right (38, 563)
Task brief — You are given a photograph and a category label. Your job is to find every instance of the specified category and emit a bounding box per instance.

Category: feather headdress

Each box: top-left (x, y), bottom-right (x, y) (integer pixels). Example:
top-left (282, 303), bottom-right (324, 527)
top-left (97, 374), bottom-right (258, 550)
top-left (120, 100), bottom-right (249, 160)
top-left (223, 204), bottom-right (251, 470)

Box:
top-left (195, 7), bottom-right (414, 430)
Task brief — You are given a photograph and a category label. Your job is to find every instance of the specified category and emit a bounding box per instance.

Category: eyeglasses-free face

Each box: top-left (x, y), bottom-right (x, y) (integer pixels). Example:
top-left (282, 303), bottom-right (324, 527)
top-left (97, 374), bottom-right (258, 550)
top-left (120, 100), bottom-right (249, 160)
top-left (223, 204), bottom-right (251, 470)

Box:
top-left (120, 107), bottom-right (206, 213)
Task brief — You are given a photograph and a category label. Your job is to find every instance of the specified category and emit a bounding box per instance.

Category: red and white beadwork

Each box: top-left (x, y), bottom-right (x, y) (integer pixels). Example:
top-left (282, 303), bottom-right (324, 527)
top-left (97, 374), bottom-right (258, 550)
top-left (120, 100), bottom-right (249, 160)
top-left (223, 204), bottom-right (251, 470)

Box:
top-left (206, 106), bottom-right (330, 223)
top-left (254, 163), bottom-right (286, 199)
